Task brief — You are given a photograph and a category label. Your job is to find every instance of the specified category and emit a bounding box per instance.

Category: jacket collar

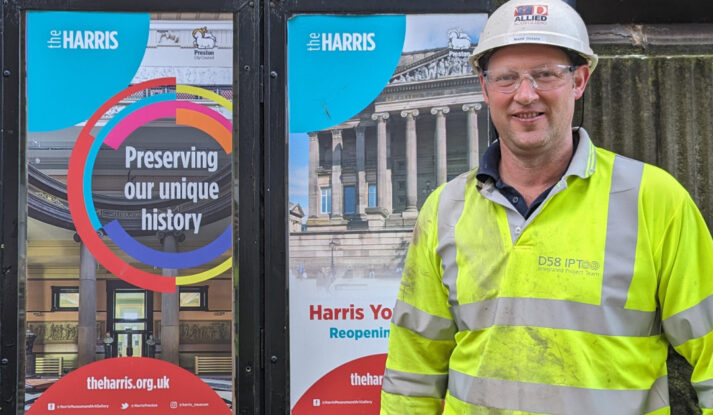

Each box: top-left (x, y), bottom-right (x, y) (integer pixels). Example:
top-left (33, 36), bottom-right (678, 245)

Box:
top-left (565, 127), bottom-right (597, 180)
top-left (476, 127), bottom-right (597, 188)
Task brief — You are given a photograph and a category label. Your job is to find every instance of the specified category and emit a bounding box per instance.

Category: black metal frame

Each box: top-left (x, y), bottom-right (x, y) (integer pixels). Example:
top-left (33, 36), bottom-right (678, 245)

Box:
top-left (1, 1), bottom-right (22, 412)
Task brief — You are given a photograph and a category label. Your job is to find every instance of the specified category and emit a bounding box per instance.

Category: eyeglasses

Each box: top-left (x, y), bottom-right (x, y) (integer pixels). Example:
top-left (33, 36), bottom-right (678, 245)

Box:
top-left (483, 64), bottom-right (578, 94)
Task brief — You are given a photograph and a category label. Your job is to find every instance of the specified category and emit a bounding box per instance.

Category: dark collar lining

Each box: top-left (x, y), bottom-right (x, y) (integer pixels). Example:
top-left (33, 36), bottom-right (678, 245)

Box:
top-left (475, 134), bottom-right (580, 218)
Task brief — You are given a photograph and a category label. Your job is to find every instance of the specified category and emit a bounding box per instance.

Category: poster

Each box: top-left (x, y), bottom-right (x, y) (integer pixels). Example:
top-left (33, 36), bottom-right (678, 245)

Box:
top-left (24, 12), bottom-right (234, 413)
top-left (288, 13), bottom-right (489, 413)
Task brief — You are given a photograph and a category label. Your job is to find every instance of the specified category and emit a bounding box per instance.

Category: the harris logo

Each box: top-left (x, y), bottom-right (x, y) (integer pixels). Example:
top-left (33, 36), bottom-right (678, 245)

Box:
top-left (513, 5), bottom-right (549, 24)
top-left (47, 29), bottom-right (119, 50)
top-left (306, 32), bottom-right (376, 52)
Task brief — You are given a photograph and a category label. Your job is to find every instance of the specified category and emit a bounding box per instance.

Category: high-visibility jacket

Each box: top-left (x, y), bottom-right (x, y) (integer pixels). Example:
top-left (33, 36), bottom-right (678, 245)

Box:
top-left (381, 129), bottom-right (713, 415)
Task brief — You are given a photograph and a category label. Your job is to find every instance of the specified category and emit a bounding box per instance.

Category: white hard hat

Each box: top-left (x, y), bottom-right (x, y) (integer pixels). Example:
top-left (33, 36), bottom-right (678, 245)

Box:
top-left (469, 0), bottom-right (598, 73)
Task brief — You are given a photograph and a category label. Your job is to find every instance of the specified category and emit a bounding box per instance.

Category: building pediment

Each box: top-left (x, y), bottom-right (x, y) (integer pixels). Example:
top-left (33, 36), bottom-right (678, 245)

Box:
top-left (389, 30), bottom-right (477, 86)
top-left (289, 203), bottom-right (305, 218)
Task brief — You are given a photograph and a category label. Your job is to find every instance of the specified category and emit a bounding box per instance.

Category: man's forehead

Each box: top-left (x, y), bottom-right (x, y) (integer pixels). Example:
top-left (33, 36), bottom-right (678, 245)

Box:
top-left (488, 44), bottom-right (570, 65)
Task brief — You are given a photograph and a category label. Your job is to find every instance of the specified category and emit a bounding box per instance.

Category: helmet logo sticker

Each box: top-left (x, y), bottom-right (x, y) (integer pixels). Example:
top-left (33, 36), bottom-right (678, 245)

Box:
top-left (513, 5), bottom-right (549, 24)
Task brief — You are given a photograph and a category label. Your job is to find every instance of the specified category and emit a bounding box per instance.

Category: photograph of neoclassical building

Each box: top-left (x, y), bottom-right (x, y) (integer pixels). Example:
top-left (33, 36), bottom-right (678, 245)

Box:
top-left (290, 28), bottom-right (490, 280)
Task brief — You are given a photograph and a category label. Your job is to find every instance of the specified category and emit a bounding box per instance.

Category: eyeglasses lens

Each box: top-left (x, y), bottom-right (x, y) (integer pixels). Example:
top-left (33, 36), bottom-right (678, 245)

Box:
top-left (484, 64), bottom-right (575, 93)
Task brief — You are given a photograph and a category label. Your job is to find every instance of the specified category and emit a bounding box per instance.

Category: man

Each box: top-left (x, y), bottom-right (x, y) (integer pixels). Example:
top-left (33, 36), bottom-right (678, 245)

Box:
top-left (381, 0), bottom-right (713, 414)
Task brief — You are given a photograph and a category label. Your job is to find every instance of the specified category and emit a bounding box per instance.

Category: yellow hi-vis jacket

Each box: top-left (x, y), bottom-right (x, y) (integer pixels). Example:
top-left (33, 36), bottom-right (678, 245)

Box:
top-left (381, 129), bottom-right (713, 415)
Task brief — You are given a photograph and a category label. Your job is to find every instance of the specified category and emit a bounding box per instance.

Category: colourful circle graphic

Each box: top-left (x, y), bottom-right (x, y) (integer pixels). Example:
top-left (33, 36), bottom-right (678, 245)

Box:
top-left (68, 78), bottom-right (232, 293)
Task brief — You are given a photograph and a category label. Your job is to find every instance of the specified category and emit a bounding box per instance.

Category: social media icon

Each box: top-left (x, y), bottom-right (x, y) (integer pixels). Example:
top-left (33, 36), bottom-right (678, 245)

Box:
top-left (313, 399), bottom-right (321, 406)
top-left (170, 401), bottom-right (178, 409)
top-left (121, 402), bottom-right (129, 410)
top-left (47, 403), bottom-right (56, 411)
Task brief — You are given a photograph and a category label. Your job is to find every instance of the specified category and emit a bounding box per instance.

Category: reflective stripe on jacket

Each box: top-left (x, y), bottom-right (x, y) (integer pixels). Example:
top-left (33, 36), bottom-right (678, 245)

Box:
top-left (381, 129), bottom-right (713, 415)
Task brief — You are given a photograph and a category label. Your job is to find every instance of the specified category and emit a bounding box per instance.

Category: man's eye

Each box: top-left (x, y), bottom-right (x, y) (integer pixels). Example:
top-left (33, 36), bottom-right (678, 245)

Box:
top-left (533, 71), bottom-right (557, 79)
top-left (494, 73), bottom-right (518, 82)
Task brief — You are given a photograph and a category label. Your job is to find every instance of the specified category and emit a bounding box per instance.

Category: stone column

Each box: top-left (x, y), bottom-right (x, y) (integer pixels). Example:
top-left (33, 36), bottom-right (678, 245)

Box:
top-left (355, 125), bottom-right (367, 215)
top-left (463, 103), bottom-right (482, 170)
top-left (371, 112), bottom-right (391, 214)
top-left (431, 106), bottom-right (450, 185)
top-left (400, 109), bottom-right (420, 216)
top-left (308, 132), bottom-right (320, 217)
top-left (160, 232), bottom-right (181, 364)
top-left (386, 126), bottom-right (393, 212)
top-left (330, 129), bottom-right (343, 218)
top-left (77, 237), bottom-right (97, 366)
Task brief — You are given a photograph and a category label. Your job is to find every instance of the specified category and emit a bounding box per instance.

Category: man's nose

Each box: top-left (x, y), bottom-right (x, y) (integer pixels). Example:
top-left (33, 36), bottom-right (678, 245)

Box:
top-left (513, 75), bottom-right (539, 104)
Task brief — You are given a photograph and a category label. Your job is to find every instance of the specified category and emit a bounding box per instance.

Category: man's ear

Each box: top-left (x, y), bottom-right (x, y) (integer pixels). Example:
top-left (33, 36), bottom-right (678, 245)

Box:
top-left (573, 65), bottom-right (590, 100)
top-left (479, 74), bottom-right (490, 104)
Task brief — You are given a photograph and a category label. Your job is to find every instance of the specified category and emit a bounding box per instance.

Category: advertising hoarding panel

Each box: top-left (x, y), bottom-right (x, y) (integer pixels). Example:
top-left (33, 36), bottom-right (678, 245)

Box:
top-left (288, 13), bottom-right (488, 413)
top-left (24, 12), bottom-right (234, 413)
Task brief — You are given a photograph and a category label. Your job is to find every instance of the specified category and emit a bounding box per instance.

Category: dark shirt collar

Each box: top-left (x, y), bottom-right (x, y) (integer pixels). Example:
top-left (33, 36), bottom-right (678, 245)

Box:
top-left (476, 134), bottom-right (582, 185)
top-left (476, 140), bottom-right (503, 185)
top-left (475, 133), bottom-right (581, 218)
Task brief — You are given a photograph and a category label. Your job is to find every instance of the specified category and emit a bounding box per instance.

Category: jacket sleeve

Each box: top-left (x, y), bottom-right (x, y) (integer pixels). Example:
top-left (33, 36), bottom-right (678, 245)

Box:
top-left (657, 191), bottom-right (713, 414)
top-left (381, 187), bottom-right (457, 414)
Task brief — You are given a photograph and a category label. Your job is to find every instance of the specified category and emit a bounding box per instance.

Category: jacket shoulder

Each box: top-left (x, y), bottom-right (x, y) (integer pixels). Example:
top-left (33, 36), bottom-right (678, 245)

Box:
top-left (640, 162), bottom-right (690, 201)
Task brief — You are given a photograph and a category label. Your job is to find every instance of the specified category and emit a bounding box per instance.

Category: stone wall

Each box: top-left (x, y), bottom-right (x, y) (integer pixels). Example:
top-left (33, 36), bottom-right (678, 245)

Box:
top-left (585, 23), bottom-right (713, 415)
